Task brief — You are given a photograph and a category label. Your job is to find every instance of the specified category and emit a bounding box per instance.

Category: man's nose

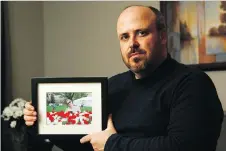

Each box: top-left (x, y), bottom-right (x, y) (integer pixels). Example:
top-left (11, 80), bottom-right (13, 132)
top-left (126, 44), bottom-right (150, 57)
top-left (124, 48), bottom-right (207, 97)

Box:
top-left (129, 37), bottom-right (140, 49)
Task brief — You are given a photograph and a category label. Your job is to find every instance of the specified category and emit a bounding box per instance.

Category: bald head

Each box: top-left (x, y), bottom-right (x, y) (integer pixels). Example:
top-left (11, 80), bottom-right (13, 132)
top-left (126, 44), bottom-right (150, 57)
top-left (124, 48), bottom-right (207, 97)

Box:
top-left (118, 6), bottom-right (157, 23)
top-left (117, 5), bottom-right (166, 34)
top-left (117, 6), bottom-right (156, 34)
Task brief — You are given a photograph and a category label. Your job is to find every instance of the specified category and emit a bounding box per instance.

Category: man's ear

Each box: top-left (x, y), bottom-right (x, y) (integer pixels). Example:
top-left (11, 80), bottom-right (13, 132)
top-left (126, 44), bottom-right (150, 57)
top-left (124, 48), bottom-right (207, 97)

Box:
top-left (160, 31), bottom-right (167, 45)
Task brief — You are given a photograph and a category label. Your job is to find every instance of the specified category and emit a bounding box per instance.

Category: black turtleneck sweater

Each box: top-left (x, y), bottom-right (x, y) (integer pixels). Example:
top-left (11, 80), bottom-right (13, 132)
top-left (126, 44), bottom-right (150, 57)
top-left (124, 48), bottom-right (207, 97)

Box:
top-left (104, 55), bottom-right (223, 151)
top-left (28, 55), bottom-right (224, 151)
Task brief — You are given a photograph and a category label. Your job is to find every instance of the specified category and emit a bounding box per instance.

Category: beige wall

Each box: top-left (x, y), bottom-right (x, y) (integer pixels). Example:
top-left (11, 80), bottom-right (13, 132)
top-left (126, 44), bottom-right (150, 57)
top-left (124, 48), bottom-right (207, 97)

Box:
top-left (8, 1), bottom-right (226, 111)
top-left (43, 1), bottom-right (159, 77)
top-left (206, 71), bottom-right (226, 111)
top-left (8, 1), bottom-right (44, 100)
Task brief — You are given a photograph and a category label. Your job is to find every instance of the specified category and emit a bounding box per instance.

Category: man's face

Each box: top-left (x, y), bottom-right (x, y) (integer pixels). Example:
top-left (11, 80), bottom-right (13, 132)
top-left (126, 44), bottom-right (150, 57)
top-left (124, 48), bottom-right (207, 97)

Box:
top-left (117, 6), bottom-right (165, 74)
top-left (68, 101), bottom-right (73, 107)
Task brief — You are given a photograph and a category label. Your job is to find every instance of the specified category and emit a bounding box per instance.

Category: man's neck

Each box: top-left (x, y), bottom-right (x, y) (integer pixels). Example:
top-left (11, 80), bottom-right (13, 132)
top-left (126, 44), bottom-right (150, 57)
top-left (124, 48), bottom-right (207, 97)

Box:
top-left (134, 56), bottom-right (168, 79)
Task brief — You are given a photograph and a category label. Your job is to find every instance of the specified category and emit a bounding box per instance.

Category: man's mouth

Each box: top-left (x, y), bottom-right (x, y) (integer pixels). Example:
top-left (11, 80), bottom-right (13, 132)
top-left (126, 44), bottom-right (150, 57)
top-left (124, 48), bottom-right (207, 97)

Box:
top-left (129, 52), bottom-right (144, 58)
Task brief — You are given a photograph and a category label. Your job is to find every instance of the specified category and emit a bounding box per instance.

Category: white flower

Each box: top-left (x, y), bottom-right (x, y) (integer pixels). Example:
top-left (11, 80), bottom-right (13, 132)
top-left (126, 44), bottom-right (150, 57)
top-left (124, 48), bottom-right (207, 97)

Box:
top-left (75, 117), bottom-right (80, 124)
top-left (53, 118), bottom-right (59, 125)
top-left (17, 101), bottom-right (26, 109)
top-left (11, 106), bottom-right (21, 112)
top-left (47, 117), bottom-right (52, 125)
top-left (10, 98), bottom-right (26, 107)
top-left (13, 110), bottom-right (23, 118)
top-left (61, 118), bottom-right (67, 122)
top-left (10, 120), bottom-right (17, 128)
top-left (1, 98), bottom-right (27, 123)
top-left (2, 107), bottom-right (13, 117)
top-left (3, 116), bottom-right (10, 121)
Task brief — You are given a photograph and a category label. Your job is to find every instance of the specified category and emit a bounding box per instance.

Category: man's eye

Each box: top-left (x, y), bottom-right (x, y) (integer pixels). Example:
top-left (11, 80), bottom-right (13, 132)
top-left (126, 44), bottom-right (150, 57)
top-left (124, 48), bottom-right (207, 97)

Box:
top-left (121, 35), bottom-right (129, 40)
top-left (138, 31), bottom-right (147, 36)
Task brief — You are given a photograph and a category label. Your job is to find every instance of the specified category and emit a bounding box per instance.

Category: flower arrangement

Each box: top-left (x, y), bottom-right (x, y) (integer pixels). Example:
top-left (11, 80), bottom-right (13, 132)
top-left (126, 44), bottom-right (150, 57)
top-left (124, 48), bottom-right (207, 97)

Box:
top-left (1, 98), bottom-right (27, 128)
top-left (46, 110), bottom-right (92, 125)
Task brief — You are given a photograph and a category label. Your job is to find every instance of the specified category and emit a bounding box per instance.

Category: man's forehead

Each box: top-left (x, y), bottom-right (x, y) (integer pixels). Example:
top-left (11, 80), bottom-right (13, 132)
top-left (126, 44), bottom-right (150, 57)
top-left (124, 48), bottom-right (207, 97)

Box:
top-left (117, 20), bottom-right (153, 34)
top-left (120, 6), bottom-right (154, 16)
top-left (117, 6), bottom-right (156, 34)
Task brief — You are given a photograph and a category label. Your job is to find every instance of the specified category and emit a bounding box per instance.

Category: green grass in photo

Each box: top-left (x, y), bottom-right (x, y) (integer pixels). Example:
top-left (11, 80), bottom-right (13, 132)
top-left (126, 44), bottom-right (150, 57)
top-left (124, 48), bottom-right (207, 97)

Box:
top-left (47, 104), bottom-right (67, 112)
top-left (81, 106), bottom-right (92, 112)
top-left (47, 104), bottom-right (92, 112)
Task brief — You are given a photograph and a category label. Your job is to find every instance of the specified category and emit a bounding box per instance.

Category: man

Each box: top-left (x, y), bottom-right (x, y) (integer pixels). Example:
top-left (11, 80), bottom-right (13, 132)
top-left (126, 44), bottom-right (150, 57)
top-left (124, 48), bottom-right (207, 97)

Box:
top-left (24, 5), bottom-right (224, 151)
top-left (65, 99), bottom-right (81, 113)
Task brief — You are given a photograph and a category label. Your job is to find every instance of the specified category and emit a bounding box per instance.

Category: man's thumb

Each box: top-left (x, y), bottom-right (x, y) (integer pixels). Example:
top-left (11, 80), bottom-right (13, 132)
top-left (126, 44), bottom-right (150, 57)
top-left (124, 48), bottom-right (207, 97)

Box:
top-left (107, 114), bottom-right (113, 128)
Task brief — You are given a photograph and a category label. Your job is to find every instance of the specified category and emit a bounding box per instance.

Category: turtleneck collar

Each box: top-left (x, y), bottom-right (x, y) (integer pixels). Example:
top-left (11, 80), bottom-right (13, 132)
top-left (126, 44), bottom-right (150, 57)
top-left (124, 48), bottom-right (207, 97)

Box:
top-left (128, 53), bottom-right (177, 85)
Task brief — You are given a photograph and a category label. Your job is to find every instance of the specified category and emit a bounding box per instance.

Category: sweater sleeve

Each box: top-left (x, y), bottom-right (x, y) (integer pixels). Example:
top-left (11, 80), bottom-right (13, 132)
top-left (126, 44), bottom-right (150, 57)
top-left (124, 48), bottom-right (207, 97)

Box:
top-left (104, 71), bottom-right (224, 151)
top-left (26, 125), bottom-right (54, 151)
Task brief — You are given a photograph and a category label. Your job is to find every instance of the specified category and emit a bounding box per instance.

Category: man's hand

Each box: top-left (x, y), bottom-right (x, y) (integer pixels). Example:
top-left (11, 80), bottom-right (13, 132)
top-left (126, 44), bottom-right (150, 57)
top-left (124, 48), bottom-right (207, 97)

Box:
top-left (80, 114), bottom-right (117, 151)
top-left (23, 101), bottom-right (37, 126)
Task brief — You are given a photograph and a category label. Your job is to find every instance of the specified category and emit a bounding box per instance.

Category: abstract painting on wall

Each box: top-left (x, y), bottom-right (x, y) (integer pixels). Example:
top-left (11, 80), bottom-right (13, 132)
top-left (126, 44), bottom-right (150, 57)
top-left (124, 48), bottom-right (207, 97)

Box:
top-left (161, 1), bottom-right (226, 71)
top-left (205, 1), bottom-right (226, 62)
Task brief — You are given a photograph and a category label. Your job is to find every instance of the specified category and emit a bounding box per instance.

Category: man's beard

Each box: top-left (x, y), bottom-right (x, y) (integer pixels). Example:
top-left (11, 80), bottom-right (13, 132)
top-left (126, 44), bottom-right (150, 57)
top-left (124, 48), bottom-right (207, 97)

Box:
top-left (122, 45), bottom-right (162, 74)
top-left (121, 50), bottom-right (152, 74)
top-left (124, 56), bottom-right (149, 73)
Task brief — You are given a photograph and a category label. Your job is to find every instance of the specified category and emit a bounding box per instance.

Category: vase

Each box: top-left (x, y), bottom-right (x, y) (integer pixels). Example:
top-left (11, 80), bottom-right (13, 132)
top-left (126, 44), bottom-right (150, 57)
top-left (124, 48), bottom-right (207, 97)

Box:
top-left (2, 118), bottom-right (27, 151)
top-left (7, 118), bottom-right (28, 151)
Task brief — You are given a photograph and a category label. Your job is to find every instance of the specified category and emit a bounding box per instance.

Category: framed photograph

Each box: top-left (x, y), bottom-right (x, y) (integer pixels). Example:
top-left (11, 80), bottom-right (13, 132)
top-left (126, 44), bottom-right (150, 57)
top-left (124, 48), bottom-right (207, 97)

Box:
top-left (160, 1), bottom-right (226, 71)
top-left (31, 77), bottom-right (108, 139)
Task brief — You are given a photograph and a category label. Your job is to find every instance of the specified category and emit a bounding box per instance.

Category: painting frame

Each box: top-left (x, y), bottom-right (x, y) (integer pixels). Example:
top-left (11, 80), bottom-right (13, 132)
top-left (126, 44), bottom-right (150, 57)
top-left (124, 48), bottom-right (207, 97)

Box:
top-left (31, 77), bottom-right (108, 140)
top-left (160, 1), bottom-right (226, 71)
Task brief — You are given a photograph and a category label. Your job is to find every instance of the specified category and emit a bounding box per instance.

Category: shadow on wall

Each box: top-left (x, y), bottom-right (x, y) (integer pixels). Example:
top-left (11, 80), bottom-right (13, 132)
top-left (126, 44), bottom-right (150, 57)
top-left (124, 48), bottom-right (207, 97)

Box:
top-left (216, 114), bottom-right (226, 151)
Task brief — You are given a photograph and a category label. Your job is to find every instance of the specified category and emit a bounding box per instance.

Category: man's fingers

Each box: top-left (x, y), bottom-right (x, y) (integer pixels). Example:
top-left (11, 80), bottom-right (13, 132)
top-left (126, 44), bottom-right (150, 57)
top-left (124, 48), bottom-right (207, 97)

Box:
top-left (25, 101), bottom-right (34, 111)
top-left (80, 134), bottom-right (91, 144)
top-left (107, 114), bottom-right (114, 128)
top-left (25, 121), bottom-right (34, 126)
top-left (23, 108), bottom-right (37, 116)
top-left (24, 115), bottom-right (37, 122)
